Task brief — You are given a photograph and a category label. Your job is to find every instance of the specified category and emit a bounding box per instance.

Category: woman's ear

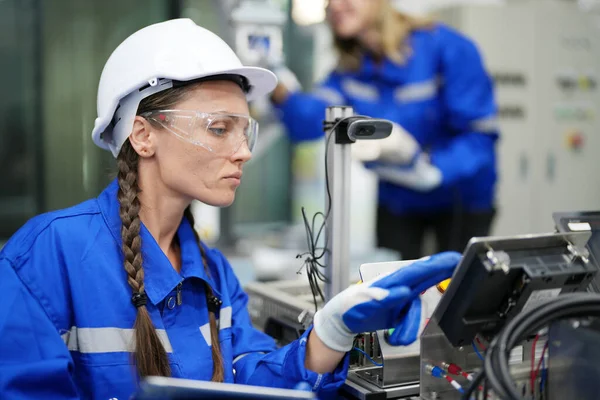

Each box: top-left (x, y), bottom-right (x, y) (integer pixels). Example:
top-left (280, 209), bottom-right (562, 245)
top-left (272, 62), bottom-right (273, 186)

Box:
top-left (129, 115), bottom-right (157, 158)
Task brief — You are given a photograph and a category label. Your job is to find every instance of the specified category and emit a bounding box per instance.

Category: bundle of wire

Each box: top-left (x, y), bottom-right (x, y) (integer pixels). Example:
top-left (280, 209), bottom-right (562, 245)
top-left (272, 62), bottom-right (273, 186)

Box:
top-left (297, 116), bottom-right (364, 311)
top-left (462, 293), bottom-right (600, 399)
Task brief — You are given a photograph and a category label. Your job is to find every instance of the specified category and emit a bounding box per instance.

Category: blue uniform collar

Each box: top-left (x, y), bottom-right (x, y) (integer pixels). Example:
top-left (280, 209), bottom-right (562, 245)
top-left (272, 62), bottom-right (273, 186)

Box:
top-left (97, 179), bottom-right (220, 305)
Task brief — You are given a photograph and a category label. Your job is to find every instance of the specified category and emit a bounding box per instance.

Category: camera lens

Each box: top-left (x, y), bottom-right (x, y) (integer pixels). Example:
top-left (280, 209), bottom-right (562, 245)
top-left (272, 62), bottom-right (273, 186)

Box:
top-left (357, 126), bottom-right (375, 136)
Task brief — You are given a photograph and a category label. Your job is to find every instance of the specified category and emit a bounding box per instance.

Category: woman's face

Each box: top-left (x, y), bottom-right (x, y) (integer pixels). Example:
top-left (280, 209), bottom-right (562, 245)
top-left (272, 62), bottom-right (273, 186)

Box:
top-left (326, 0), bottom-right (381, 39)
top-left (147, 81), bottom-right (252, 208)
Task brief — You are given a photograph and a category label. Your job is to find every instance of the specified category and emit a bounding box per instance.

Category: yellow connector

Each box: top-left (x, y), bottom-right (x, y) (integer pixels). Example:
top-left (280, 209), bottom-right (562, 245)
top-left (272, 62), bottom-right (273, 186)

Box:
top-left (436, 278), bottom-right (451, 294)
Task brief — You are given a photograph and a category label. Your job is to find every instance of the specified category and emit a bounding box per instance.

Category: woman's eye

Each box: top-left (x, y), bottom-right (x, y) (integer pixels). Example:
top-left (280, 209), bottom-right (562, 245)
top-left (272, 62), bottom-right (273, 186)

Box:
top-left (208, 126), bottom-right (227, 136)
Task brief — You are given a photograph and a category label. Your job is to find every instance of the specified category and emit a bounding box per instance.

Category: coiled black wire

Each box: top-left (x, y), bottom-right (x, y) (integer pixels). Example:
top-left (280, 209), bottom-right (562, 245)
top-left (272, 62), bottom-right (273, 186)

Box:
top-left (296, 121), bottom-right (335, 312)
top-left (462, 292), bottom-right (600, 400)
top-left (297, 115), bottom-right (368, 311)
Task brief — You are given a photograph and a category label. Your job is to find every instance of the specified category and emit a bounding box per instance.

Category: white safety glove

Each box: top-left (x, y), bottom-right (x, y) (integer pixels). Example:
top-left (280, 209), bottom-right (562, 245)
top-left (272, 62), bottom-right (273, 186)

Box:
top-left (351, 122), bottom-right (420, 165)
top-left (366, 155), bottom-right (443, 192)
top-left (313, 252), bottom-right (461, 352)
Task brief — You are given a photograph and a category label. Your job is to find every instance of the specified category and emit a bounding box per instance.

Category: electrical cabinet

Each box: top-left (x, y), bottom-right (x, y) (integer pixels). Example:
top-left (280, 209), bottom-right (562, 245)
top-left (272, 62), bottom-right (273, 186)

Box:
top-left (438, 0), bottom-right (600, 235)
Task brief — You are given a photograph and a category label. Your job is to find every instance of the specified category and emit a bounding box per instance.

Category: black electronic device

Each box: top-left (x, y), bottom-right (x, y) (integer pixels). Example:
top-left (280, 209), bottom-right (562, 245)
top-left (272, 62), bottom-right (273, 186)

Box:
top-left (432, 232), bottom-right (598, 347)
top-left (328, 116), bottom-right (393, 144)
top-left (553, 211), bottom-right (600, 292)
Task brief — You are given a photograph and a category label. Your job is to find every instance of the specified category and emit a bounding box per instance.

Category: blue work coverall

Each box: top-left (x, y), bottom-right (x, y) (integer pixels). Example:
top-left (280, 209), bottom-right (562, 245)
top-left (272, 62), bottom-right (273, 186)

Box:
top-left (276, 23), bottom-right (499, 215)
top-left (0, 179), bottom-right (348, 399)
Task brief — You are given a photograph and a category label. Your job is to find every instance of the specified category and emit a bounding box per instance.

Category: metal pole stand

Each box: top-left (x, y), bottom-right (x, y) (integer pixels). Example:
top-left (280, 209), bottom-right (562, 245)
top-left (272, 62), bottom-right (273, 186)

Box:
top-left (324, 106), bottom-right (354, 301)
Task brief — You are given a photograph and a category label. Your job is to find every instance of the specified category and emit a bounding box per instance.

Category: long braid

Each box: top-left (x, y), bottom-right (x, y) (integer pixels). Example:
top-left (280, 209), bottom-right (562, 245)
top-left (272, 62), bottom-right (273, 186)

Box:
top-left (118, 140), bottom-right (171, 377)
top-left (118, 79), bottom-right (232, 380)
top-left (183, 206), bottom-right (225, 382)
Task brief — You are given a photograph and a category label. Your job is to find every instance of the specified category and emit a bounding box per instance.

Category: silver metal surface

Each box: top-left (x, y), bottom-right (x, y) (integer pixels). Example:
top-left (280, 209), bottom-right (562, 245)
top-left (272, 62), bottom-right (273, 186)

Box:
top-left (245, 280), bottom-right (318, 332)
top-left (377, 329), bottom-right (422, 387)
top-left (418, 321), bottom-right (541, 399)
top-left (324, 106), bottom-right (354, 301)
top-left (345, 370), bottom-right (420, 399)
top-left (420, 318), bottom-right (474, 400)
top-left (348, 286), bottom-right (443, 394)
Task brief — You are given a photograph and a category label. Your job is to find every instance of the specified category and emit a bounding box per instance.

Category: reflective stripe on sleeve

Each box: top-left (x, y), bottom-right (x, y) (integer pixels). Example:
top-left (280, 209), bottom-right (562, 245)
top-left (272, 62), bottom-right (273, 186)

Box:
top-left (394, 78), bottom-right (439, 103)
top-left (219, 306), bottom-right (232, 330)
top-left (233, 352), bottom-right (266, 365)
top-left (60, 327), bottom-right (173, 353)
top-left (312, 87), bottom-right (345, 105)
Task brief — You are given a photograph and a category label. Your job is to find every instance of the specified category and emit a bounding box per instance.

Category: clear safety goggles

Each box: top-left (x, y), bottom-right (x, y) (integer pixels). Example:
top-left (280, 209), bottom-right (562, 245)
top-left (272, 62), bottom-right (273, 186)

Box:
top-left (141, 110), bottom-right (259, 157)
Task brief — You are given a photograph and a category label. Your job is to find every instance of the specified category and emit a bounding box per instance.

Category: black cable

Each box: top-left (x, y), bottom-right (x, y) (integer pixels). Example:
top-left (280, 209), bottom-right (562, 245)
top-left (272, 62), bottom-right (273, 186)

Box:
top-left (483, 372), bottom-right (489, 400)
top-left (297, 115), bottom-right (366, 312)
top-left (297, 120), bottom-right (337, 311)
top-left (468, 293), bottom-right (600, 400)
top-left (496, 296), bottom-right (600, 399)
top-left (484, 336), bottom-right (507, 399)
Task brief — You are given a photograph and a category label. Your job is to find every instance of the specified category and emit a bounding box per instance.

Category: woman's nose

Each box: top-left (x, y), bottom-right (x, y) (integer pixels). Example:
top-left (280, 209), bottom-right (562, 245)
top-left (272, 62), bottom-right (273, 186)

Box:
top-left (231, 138), bottom-right (252, 163)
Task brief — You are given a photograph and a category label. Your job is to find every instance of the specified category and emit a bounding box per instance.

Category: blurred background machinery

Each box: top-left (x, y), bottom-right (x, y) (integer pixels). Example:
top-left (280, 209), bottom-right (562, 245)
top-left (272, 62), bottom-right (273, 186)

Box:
top-left (2, 0), bottom-right (600, 279)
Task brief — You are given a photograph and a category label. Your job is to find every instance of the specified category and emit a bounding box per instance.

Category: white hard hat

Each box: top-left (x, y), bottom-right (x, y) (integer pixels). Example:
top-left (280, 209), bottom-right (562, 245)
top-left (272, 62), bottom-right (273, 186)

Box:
top-left (91, 18), bottom-right (278, 157)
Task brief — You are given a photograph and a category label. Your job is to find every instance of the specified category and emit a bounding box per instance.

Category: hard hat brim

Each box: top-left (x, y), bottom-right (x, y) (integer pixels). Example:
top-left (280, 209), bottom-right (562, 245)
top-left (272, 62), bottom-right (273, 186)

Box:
top-left (227, 65), bottom-right (279, 101)
top-left (91, 66), bottom-right (278, 152)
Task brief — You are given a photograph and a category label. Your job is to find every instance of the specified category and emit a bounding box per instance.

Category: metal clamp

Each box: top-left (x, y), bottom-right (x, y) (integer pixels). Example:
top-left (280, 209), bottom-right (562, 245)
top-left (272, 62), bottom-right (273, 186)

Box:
top-left (567, 242), bottom-right (590, 264)
top-left (485, 245), bottom-right (511, 274)
top-left (297, 309), bottom-right (313, 329)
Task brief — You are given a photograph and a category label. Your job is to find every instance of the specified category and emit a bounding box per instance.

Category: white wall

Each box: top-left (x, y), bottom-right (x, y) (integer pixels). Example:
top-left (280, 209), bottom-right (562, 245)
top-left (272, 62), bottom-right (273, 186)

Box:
top-left (392, 0), bottom-right (506, 15)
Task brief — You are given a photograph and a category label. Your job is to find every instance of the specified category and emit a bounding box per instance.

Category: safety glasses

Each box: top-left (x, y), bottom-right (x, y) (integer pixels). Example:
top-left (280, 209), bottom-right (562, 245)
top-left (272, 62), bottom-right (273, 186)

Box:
top-left (141, 109), bottom-right (259, 157)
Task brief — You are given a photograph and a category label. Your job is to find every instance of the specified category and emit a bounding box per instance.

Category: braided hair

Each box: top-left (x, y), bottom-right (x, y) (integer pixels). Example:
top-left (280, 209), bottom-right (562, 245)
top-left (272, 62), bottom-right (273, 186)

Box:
top-left (117, 82), bottom-right (224, 380)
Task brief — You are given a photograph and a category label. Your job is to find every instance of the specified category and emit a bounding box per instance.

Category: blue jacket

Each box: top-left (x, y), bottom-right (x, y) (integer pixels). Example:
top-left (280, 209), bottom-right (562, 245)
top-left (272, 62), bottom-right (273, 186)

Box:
top-left (0, 179), bottom-right (348, 400)
top-left (276, 24), bottom-right (499, 214)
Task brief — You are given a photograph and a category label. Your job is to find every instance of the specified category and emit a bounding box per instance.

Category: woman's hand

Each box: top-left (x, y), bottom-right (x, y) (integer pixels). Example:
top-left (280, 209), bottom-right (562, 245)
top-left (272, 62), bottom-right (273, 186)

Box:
top-left (312, 252), bottom-right (461, 353)
top-left (270, 82), bottom-right (291, 105)
top-left (268, 65), bottom-right (302, 105)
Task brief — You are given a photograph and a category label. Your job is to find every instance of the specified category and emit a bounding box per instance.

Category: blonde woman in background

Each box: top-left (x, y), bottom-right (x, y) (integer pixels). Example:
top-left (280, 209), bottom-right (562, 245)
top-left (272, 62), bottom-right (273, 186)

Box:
top-left (272, 0), bottom-right (499, 259)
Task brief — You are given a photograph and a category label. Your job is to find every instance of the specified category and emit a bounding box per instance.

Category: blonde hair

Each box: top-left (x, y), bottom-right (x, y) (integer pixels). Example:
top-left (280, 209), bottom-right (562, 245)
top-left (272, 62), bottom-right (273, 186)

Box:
top-left (333, 0), bottom-right (433, 71)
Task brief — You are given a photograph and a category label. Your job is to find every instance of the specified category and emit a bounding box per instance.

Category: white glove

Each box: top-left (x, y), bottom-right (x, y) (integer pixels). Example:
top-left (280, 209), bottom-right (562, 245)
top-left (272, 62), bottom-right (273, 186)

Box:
top-left (351, 122), bottom-right (420, 165)
top-left (313, 252), bottom-right (461, 352)
top-left (365, 155), bottom-right (443, 192)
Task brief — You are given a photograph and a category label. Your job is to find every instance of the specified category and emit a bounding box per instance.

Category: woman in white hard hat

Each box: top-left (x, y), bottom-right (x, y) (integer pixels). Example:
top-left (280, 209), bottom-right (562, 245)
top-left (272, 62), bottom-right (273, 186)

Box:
top-left (0, 18), bottom-right (459, 399)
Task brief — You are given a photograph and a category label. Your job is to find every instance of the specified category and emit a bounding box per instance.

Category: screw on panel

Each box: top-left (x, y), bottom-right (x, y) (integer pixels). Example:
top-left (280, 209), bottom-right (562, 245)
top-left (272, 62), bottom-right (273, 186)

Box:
top-left (485, 245), bottom-right (511, 274)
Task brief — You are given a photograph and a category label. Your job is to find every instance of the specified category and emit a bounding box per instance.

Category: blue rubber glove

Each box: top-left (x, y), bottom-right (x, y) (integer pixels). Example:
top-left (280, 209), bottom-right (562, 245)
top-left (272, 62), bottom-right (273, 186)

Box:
top-left (386, 297), bottom-right (423, 345)
top-left (313, 252), bottom-right (461, 352)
